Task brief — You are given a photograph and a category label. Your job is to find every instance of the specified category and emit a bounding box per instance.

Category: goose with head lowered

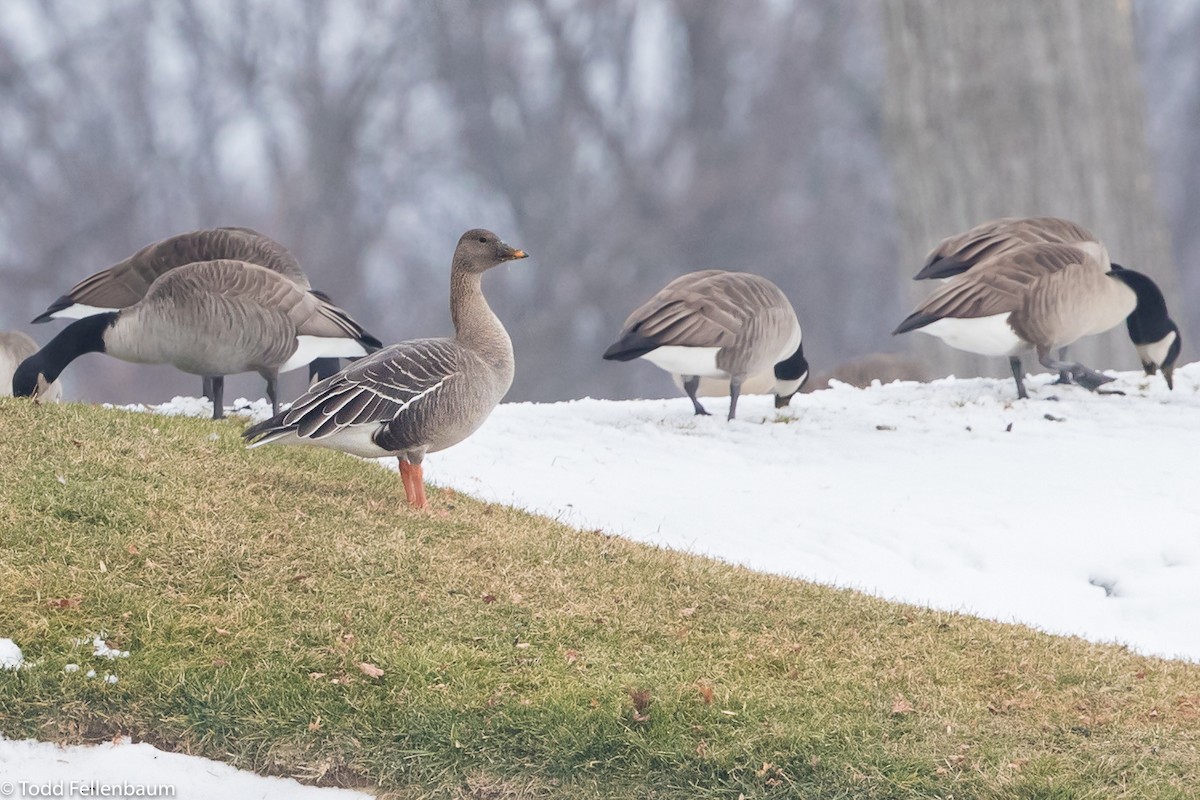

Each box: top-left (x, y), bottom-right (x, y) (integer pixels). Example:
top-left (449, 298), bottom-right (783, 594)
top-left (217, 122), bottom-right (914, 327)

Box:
top-left (243, 229), bottom-right (528, 510)
top-left (32, 226), bottom-right (354, 397)
top-left (893, 240), bottom-right (1181, 398)
top-left (602, 270), bottom-right (808, 419)
top-left (13, 259), bottom-right (380, 419)
top-left (2, 331), bottom-right (62, 402)
top-left (913, 216), bottom-right (1100, 384)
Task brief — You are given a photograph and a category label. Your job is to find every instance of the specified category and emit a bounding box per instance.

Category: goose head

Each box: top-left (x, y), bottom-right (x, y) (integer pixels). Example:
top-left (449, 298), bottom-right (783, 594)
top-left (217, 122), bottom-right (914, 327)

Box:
top-left (455, 229), bottom-right (528, 273)
top-left (772, 342), bottom-right (810, 408)
top-left (1109, 264), bottom-right (1182, 390)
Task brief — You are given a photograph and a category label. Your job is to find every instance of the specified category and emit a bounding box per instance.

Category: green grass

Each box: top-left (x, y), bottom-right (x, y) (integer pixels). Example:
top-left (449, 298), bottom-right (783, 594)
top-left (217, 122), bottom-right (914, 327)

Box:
top-left (2, 398), bottom-right (1200, 798)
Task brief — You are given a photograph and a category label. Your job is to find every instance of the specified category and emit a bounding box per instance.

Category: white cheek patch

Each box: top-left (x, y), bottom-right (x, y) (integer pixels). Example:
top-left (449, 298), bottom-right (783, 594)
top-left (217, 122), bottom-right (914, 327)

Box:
top-left (1136, 330), bottom-right (1177, 368)
top-left (774, 373), bottom-right (808, 398)
top-left (919, 314), bottom-right (1024, 357)
top-left (641, 346), bottom-right (724, 378)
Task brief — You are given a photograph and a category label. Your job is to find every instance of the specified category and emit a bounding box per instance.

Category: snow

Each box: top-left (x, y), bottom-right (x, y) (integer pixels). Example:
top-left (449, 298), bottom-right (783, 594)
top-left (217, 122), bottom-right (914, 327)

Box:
top-left (0, 737), bottom-right (373, 800)
top-left (6, 364), bottom-right (1200, 792)
top-left (0, 639), bottom-right (22, 670)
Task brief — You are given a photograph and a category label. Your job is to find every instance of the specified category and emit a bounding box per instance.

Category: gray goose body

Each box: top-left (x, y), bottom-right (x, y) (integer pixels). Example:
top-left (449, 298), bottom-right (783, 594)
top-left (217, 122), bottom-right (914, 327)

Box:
top-left (894, 240), bottom-right (1180, 397)
top-left (2, 331), bottom-right (62, 401)
top-left (244, 229), bottom-right (528, 509)
top-left (13, 260), bottom-right (379, 418)
top-left (603, 270), bottom-right (808, 418)
top-left (915, 216), bottom-right (1096, 281)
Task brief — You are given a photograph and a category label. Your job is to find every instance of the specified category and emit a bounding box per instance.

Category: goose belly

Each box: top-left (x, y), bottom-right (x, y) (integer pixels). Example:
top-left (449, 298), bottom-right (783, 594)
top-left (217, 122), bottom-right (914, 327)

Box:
top-left (641, 346), bottom-right (725, 378)
top-left (919, 314), bottom-right (1025, 356)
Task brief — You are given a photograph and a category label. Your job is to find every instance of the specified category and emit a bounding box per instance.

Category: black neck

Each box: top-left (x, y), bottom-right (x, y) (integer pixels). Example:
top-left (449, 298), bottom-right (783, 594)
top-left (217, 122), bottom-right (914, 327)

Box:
top-left (1109, 265), bottom-right (1174, 344)
top-left (774, 342), bottom-right (809, 381)
top-left (30, 313), bottom-right (115, 383)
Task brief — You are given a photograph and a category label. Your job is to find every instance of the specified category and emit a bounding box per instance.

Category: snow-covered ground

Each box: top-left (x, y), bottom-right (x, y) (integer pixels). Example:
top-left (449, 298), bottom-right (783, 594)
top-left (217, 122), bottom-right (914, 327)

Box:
top-left (4, 364), bottom-right (1199, 795)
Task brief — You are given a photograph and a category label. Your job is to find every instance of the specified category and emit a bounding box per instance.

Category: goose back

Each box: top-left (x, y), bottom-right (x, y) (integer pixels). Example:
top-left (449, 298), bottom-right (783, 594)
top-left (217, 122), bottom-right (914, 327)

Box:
top-left (35, 227), bottom-right (308, 321)
top-left (109, 260), bottom-right (374, 376)
top-left (916, 216), bottom-right (1096, 281)
top-left (608, 270), bottom-right (801, 379)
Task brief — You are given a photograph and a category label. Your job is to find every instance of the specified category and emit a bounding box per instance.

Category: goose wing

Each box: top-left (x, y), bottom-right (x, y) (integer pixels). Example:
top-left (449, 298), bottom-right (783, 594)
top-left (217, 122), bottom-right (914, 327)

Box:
top-left (245, 338), bottom-right (461, 443)
top-left (916, 217), bottom-right (1096, 281)
top-left (603, 270), bottom-right (748, 359)
top-left (896, 242), bottom-right (1103, 333)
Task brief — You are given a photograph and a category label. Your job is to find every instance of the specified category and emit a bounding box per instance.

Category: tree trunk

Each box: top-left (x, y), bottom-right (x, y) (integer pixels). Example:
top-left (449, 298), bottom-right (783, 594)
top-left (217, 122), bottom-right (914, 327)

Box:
top-left (881, 0), bottom-right (1177, 380)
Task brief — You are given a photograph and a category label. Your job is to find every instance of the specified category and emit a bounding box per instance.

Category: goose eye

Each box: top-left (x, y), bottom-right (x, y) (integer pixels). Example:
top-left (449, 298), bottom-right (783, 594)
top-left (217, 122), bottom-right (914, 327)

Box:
top-left (477, 236), bottom-right (488, 244)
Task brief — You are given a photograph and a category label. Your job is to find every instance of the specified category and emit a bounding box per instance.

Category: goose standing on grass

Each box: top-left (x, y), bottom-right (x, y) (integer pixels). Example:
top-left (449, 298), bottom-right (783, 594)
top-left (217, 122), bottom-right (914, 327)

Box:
top-left (243, 229), bottom-right (528, 510)
top-left (31, 227), bottom-right (354, 397)
top-left (602, 270), bottom-right (808, 419)
top-left (2, 331), bottom-right (61, 402)
top-left (893, 240), bottom-right (1181, 399)
top-left (13, 260), bottom-right (380, 419)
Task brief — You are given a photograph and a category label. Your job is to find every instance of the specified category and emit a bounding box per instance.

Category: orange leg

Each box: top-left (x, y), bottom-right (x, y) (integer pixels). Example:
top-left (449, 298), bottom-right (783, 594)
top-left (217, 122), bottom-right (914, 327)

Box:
top-left (398, 461), bottom-right (428, 509)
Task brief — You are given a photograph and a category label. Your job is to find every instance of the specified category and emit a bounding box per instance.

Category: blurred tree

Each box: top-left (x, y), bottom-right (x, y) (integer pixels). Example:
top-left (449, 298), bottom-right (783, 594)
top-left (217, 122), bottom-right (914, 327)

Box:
top-left (882, 0), bottom-right (1179, 378)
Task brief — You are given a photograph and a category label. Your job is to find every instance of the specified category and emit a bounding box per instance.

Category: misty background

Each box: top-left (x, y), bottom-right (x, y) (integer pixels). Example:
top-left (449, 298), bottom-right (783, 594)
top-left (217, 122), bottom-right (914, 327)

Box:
top-left (0, 0), bottom-right (1196, 406)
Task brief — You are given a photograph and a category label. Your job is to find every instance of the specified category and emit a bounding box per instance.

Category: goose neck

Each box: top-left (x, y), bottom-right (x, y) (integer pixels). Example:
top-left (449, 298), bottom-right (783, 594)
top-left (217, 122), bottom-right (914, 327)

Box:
top-left (450, 266), bottom-right (511, 362)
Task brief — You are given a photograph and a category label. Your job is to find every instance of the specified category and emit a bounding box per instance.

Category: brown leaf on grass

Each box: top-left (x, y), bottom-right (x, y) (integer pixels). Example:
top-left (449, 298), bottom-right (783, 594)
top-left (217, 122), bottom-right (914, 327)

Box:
top-left (481, 593), bottom-right (497, 604)
top-left (695, 681), bottom-right (715, 705)
top-left (1135, 670), bottom-right (1146, 680)
top-left (126, 543), bottom-right (140, 555)
top-left (891, 695), bottom-right (914, 715)
top-left (308, 716), bottom-right (322, 732)
top-left (47, 596), bottom-right (82, 610)
top-left (628, 687), bottom-right (652, 722)
top-left (308, 672), bottom-right (327, 681)
top-left (358, 662), bottom-right (384, 679)
top-left (564, 649), bottom-right (581, 665)
top-left (212, 658), bottom-right (229, 668)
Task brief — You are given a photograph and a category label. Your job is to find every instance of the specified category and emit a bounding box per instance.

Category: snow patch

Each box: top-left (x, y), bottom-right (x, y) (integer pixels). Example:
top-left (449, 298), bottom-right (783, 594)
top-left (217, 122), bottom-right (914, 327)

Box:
top-left (0, 638), bottom-right (23, 670)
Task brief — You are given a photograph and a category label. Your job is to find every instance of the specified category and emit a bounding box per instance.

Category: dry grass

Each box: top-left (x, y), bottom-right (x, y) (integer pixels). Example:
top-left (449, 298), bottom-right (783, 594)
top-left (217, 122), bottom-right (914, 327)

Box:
top-left (2, 398), bottom-right (1200, 798)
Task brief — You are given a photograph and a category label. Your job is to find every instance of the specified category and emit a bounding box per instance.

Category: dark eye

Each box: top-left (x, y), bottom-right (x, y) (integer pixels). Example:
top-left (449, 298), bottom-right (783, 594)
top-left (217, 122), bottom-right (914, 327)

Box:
top-left (478, 236), bottom-right (488, 244)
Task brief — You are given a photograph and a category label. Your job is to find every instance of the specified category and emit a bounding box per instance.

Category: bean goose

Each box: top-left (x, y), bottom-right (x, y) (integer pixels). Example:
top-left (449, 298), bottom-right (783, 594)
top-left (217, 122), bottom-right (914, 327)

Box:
top-left (602, 270), bottom-right (808, 419)
top-left (914, 216), bottom-right (1096, 281)
top-left (32, 226), bottom-right (352, 397)
top-left (893, 240), bottom-right (1181, 398)
top-left (243, 229), bottom-right (528, 509)
top-left (2, 331), bottom-right (62, 402)
top-left (13, 260), bottom-right (381, 419)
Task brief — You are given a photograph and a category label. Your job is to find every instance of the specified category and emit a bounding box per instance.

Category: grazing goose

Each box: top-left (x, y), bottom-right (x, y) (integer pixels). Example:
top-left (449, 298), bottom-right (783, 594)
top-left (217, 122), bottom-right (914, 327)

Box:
top-left (13, 260), bottom-right (380, 419)
top-left (243, 229), bottom-right (527, 509)
top-left (602, 270), bottom-right (808, 419)
top-left (2, 331), bottom-right (61, 402)
top-left (893, 241), bottom-right (1181, 398)
top-left (914, 216), bottom-right (1096, 281)
top-left (32, 226), bottom-right (352, 397)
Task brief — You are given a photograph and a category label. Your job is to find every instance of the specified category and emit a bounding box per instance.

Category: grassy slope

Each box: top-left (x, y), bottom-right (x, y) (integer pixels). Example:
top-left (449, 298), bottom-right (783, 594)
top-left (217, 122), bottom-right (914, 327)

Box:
top-left (1, 399), bottom-right (1199, 799)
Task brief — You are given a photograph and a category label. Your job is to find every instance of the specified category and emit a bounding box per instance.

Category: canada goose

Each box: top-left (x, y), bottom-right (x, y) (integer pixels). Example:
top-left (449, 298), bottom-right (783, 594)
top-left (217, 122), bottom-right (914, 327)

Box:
top-left (13, 260), bottom-right (381, 419)
top-left (602, 270), bottom-right (808, 419)
top-left (243, 229), bottom-right (527, 509)
top-left (31, 227), bottom-right (351, 397)
top-left (2, 331), bottom-right (62, 402)
top-left (914, 216), bottom-right (1096, 281)
top-left (893, 241), bottom-right (1181, 398)
top-left (914, 217), bottom-right (1099, 385)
